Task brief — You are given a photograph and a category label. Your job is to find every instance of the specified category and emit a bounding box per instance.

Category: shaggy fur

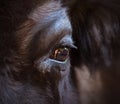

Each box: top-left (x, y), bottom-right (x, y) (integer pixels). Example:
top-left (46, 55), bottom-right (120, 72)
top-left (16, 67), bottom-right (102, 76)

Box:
top-left (70, 0), bottom-right (120, 104)
top-left (0, 0), bottom-right (120, 104)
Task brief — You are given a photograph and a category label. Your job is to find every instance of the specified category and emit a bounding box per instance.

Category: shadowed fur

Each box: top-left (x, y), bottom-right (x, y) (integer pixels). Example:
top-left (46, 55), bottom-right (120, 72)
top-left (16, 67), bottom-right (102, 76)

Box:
top-left (0, 0), bottom-right (120, 104)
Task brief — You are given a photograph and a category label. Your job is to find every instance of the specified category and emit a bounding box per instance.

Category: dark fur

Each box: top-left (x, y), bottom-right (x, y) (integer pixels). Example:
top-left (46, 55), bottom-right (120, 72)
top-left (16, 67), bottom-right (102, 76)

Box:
top-left (70, 0), bottom-right (120, 104)
top-left (0, 0), bottom-right (120, 104)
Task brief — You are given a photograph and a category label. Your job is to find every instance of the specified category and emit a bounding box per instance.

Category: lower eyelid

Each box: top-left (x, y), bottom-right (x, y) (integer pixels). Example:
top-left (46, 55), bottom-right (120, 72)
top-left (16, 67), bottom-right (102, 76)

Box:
top-left (49, 58), bottom-right (68, 64)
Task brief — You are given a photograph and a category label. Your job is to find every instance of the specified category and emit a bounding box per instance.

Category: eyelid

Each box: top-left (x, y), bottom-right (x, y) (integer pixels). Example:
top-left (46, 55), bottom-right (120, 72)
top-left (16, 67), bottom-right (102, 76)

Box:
top-left (55, 42), bottom-right (77, 49)
top-left (49, 58), bottom-right (68, 64)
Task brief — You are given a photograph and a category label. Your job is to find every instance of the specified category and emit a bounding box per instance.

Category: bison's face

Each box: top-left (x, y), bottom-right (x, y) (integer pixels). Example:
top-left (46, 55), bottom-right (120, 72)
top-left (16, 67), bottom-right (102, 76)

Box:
top-left (1, 0), bottom-right (120, 104)
top-left (17, 1), bottom-right (73, 77)
top-left (0, 1), bottom-right (78, 104)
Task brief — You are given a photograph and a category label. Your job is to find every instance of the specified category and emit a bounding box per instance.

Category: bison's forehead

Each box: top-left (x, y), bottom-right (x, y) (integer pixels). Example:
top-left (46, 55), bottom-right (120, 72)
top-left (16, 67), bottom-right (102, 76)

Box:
top-left (29, 1), bottom-right (71, 34)
top-left (27, 1), bottom-right (72, 52)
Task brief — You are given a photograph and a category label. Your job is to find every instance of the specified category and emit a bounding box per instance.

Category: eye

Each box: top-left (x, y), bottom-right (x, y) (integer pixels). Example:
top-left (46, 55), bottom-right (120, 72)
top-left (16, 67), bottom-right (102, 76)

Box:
top-left (50, 47), bottom-right (70, 62)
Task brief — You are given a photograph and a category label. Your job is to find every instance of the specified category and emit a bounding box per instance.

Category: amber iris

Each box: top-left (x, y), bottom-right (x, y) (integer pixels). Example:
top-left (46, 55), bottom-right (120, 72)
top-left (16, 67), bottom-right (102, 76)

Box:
top-left (50, 47), bottom-right (70, 62)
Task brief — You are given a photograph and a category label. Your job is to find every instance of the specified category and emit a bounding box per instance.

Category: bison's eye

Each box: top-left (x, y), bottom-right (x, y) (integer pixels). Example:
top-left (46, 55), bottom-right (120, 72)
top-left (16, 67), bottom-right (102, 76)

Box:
top-left (50, 47), bottom-right (70, 62)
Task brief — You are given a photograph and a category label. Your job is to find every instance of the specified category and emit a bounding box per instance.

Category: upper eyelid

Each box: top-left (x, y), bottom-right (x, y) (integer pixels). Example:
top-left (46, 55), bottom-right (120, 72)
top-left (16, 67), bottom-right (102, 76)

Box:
top-left (59, 43), bottom-right (77, 49)
top-left (59, 36), bottom-right (77, 49)
top-left (52, 41), bottom-right (77, 50)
